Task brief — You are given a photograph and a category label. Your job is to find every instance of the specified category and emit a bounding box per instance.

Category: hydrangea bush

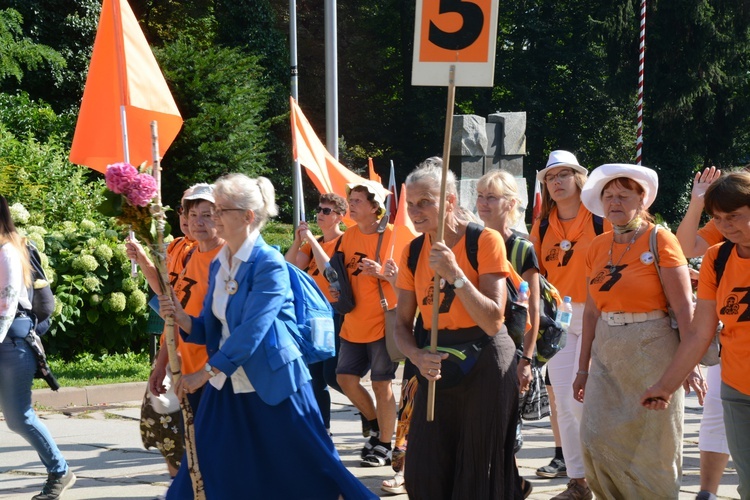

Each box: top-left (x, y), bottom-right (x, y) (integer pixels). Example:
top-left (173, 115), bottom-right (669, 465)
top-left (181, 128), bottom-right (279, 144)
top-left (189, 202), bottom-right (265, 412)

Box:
top-left (16, 207), bottom-right (151, 359)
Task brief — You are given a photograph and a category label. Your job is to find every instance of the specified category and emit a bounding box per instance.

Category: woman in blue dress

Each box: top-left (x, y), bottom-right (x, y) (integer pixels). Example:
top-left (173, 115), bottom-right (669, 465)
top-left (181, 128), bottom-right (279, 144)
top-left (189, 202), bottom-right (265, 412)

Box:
top-left (159, 173), bottom-right (375, 499)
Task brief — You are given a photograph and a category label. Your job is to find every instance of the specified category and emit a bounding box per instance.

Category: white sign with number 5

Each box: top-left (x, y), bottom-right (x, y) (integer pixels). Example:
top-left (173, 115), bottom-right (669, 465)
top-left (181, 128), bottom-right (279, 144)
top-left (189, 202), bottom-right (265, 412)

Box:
top-left (412, 0), bottom-right (499, 87)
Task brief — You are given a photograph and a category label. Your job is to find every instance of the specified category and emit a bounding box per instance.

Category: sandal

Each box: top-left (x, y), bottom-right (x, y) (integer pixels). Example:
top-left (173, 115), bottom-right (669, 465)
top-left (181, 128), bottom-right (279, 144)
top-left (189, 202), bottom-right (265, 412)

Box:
top-left (361, 444), bottom-right (392, 467)
top-left (381, 472), bottom-right (405, 495)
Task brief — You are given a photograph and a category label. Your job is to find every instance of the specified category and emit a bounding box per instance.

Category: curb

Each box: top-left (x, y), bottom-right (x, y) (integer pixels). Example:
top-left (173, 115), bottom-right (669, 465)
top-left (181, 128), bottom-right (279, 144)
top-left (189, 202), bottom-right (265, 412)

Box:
top-left (32, 381), bottom-right (146, 408)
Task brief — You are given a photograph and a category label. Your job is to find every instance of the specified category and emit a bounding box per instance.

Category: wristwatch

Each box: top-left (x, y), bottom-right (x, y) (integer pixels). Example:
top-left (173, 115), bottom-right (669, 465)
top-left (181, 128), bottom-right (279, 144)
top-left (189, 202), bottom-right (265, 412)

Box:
top-left (204, 363), bottom-right (217, 378)
top-left (453, 274), bottom-right (467, 289)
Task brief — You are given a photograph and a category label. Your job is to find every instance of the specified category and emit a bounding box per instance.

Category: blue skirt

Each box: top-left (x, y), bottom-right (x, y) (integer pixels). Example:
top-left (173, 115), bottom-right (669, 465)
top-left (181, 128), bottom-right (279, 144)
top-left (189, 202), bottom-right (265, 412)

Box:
top-left (167, 380), bottom-right (375, 500)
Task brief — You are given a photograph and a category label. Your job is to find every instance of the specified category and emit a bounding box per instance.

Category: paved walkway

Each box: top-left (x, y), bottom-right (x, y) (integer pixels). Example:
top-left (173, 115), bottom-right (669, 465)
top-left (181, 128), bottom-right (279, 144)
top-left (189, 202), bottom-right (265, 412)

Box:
top-left (0, 375), bottom-right (740, 499)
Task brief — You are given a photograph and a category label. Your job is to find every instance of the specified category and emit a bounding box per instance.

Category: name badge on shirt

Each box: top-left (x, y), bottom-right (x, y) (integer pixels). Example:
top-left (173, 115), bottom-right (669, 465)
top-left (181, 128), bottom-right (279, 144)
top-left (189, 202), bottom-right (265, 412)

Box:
top-left (640, 251), bottom-right (655, 265)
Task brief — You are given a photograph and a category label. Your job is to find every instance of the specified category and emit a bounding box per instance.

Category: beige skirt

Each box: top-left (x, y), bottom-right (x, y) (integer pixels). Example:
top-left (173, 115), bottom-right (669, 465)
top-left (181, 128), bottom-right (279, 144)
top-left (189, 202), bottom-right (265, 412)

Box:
top-left (581, 316), bottom-right (683, 499)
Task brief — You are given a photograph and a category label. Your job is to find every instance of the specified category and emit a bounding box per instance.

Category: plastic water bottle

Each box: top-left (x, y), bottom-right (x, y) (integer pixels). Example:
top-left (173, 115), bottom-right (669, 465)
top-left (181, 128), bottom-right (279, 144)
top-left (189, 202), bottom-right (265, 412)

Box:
top-left (556, 296), bottom-right (573, 331)
top-left (323, 262), bottom-right (340, 292)
top-left (518, 281), bottom-right (530, 307)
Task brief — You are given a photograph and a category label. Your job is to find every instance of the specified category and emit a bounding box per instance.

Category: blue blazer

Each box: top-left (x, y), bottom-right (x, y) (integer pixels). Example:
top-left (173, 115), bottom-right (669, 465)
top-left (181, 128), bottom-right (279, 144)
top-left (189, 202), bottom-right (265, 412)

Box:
top-left (186, 235), bottom-right (311, 406)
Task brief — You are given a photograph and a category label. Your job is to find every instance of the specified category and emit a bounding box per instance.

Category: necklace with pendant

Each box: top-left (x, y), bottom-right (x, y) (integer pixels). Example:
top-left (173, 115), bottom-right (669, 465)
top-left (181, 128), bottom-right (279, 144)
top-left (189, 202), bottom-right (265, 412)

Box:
top-left (607, 225), bottom-right (641, 274)
top-left (225, 260), bottom-right (239, 295)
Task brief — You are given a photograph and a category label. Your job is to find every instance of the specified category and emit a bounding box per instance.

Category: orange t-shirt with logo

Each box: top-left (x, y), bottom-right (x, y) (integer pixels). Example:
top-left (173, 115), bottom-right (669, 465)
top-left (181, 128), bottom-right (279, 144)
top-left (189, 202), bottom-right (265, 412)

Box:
top-left (397, 228), bottom-right (511, 331)
top-left (698, 219), bottom-right (724, 247)
top-left (698, 243), bottom-right (750, 395)
top-left (300, 236), bottom-right (342, 303)
top-left (163, 244), bottom-right (222, 375)
top-left (338, 224), bottom-right (398, 343)
top-left (166, 237), bottom-right (195, 283)
top-left (586, 224), bottom-right (686, 313)
top-left (529, 208), bottom-right (612, 303)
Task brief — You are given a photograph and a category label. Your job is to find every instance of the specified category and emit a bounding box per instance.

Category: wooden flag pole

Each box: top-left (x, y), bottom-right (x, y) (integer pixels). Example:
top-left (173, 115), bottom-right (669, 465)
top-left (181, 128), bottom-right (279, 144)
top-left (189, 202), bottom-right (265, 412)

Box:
top-left (150, 121), bottom-right (205, 499)
top-left (427, 64), bottom-right (456, 422)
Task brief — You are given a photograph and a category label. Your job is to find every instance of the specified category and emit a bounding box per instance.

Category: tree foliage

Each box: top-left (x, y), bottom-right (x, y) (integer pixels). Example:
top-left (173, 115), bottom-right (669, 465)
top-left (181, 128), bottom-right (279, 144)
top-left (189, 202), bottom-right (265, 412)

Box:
top-left (155, 38), bottom-right (272, 209)
top-left (0, 8), bottom-right (66, 84)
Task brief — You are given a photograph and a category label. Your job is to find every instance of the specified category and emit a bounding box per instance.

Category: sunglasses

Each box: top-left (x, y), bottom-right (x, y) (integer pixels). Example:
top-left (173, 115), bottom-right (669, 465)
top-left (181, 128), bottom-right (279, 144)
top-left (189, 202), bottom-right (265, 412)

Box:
top-left (315, 206), bottom-right (337, 215)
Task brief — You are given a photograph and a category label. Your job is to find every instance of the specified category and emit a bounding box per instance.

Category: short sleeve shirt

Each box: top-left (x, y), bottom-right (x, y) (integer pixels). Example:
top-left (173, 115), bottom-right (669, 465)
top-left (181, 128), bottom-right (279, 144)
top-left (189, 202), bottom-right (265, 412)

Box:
top-left (300, 236), bottom-right (342, 303)
top-left (338, 224), bottom-right (397, 343)
top-left (698, 243), bottom-right (750, 395)
top-left (698, 219), bottom-right (724, 247)
top-left (529, 209), bottom-right (611, 302)
top-left (397, 228), bottom-right (511, 331)
top-left (586, 224), bottom-right (687, 313)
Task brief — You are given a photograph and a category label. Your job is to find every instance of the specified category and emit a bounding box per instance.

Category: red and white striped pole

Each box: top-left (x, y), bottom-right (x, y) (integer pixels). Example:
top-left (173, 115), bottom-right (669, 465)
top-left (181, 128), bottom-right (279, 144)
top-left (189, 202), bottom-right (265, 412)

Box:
top-left (636, 0), bottom-right (646, 165)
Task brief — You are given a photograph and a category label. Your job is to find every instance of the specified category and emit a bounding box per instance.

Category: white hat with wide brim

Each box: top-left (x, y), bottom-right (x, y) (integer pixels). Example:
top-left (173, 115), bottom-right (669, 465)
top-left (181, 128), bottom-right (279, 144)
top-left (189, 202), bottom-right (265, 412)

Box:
top-left (537, 150), bottom-right (588, 182)
top-left (581, 163), bottom-right (659, 217)
top-left (345, 180), bottom-right (389, 210)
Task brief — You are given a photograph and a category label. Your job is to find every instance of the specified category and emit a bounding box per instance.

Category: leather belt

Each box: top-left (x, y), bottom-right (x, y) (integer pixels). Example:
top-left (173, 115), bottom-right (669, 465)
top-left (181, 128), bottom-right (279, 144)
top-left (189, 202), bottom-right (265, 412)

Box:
top-left (601, 310), bottom-right (667, 326)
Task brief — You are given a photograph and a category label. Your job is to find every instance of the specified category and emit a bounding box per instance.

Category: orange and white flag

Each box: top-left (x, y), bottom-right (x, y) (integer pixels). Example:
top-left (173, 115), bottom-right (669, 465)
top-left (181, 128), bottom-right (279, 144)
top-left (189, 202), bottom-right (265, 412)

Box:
top-left (532, 172), bottom-right (542, 221)
top-left (70, 0), bottom-right (182, 173)
top-left (290, 97), bottom-right (383, 200)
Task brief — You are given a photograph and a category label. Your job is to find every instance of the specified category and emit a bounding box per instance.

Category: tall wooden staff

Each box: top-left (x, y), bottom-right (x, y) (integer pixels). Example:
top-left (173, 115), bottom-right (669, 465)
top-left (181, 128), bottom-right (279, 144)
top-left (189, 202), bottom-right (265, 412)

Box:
top-left (427, 66), bottom-right (457, 421)
top-left (411, 0), bottom-right (499, 421)
top-left (150, 121), bottom-right (205, 499)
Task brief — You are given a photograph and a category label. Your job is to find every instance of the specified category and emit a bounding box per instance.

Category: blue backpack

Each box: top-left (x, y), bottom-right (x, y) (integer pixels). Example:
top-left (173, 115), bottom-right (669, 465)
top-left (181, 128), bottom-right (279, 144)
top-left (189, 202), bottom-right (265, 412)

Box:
top-left (284, 262), bottom-right (336, 364)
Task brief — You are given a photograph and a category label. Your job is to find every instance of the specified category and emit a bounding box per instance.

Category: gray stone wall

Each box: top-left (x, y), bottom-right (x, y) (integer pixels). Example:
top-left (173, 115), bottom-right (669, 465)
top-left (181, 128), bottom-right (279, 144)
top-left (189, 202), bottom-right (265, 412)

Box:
top-left (450, 112), bottom-right (528, 232)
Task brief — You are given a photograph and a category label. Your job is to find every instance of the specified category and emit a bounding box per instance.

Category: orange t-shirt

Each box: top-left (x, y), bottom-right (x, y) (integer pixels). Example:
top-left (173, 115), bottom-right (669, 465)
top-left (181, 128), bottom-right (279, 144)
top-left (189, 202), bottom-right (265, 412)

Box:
top-left (163, 244), bottom-right (222, 375)
top-left (300, 236), bottom-right (342, 303)
top-left (529, 208), bottom-right (612, 303)
top-left (697, 243), bottom-right (750, 395)
top-left (586, 224), bottom-right (686, 313)
top-left (397, 228), bottom-right (511, 331)
top-left (166, 237), bottom-right (195, 283)
top-left (339, 224), bottom-right (398, 343)
top-left (698, 219), bottom-right (724, 247)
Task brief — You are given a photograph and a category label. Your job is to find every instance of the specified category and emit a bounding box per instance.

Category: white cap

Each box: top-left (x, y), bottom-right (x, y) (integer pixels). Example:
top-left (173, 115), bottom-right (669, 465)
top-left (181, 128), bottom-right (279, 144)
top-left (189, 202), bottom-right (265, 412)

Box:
top-left (345, 180), bottom-right (389, 210)
top-left (183, 183), bottom-right (215, 203)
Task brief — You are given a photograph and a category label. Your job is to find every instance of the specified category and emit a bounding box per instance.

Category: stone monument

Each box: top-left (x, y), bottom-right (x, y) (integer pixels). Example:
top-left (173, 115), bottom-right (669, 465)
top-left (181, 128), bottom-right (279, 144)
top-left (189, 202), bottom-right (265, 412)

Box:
top-left (451, 112), bottom-right (528, 231)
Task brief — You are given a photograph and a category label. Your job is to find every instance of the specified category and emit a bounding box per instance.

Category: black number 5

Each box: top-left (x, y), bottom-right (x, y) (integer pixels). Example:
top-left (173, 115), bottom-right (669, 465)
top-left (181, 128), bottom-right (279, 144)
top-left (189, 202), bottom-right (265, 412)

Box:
top-left (428, 0), bottom-right (484, 51)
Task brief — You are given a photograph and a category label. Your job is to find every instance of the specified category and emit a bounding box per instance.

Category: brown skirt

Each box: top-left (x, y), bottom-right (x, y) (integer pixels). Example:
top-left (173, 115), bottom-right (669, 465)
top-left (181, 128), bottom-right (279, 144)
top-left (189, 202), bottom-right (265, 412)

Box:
top-left (582, 316), bottom-right (683, 499)
top-left (404, 331), bottom-right (522, 500)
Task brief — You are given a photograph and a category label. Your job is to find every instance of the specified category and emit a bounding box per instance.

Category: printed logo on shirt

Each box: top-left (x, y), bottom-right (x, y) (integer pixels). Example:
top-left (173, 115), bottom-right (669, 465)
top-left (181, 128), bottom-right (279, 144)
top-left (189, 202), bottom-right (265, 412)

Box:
top-left (589, 264), bottom-right (627, 292)
top-left (721, 288), bottom-right (750, 321)
top-left (422, 279), bottom-right (455, 313)
top-left (174, 276), bottom-right (196, 308)
top-left (347, 252), bottom-right (368, 276)
top-left (545, 242), bottom-right (578, 267)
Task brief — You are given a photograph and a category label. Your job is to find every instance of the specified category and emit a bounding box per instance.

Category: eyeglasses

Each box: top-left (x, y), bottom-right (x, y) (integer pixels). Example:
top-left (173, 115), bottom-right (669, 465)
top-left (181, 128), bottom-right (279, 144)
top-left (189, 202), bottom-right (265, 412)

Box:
top-left (315, 206), bottom-right (336, 215)
top-left (544, 169), bottom-right (575, 184)
top-left (212, 207), bottom-right (245, 217)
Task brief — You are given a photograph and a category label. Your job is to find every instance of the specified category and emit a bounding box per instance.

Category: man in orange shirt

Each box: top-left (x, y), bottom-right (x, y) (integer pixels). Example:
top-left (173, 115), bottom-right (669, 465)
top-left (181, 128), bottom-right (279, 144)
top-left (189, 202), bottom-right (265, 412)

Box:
top-left (334, 181), bottom-right (399, 468)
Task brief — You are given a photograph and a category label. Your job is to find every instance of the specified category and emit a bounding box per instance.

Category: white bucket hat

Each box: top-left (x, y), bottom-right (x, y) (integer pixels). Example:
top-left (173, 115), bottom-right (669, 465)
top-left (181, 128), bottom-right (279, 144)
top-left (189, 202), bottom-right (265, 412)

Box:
top-left (183, 183), bottom-right (215, 203)
top-left (346, 180), bottom-right (389, 210)
top-left (537, 150), bottom-right (588, 183)
top-left (581, 163), bottom-right (659, 217)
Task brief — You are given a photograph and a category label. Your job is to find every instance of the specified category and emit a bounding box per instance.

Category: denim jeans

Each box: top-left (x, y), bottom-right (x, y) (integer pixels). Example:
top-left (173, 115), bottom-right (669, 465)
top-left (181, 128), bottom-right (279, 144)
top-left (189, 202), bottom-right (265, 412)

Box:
top-left (0, 337), bottom-right (68, 474)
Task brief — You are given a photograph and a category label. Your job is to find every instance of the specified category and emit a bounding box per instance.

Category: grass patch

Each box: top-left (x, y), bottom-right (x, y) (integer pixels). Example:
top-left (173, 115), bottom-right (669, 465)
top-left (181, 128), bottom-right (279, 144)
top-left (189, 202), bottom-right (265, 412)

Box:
top-left (32, 351), bottom-right (151, 390)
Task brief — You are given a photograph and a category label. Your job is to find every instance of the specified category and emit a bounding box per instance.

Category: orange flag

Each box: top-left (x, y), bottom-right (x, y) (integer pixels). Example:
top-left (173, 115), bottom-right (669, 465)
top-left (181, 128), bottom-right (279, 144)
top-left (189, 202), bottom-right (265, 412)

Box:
top-left (290, 97), bottom-right (383, 199)
top-left (69, 0), bottom-right (183, 173)
top-left (386, 184), bottom-right (419, 265)
top-left (368, 158), bottom-right (382, 184)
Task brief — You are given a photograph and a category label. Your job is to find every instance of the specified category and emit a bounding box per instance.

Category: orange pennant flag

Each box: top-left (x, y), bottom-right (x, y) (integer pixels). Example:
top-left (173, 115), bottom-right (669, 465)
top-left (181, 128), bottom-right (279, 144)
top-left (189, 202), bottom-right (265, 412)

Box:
top-left (69, 0), bottom-right (183, 173)
top-left (368, 158), bottom-right (382, 184)
top-left (291, 97), bottom-right (382, 199)
top-left (387, 184), bottom-right (419, 266)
